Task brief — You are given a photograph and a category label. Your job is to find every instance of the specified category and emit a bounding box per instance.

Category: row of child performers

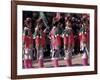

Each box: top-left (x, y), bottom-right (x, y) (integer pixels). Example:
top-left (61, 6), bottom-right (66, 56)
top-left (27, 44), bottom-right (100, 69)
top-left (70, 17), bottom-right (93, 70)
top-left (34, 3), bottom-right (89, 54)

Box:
top-left (22, 18), bottom-right (89, 68)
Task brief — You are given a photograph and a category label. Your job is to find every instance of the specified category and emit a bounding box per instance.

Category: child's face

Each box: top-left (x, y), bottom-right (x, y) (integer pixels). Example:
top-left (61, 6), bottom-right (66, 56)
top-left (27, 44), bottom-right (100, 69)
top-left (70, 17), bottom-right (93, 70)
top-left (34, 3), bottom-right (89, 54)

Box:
top-left (25, 18), bottom-right (32, 28)
top-left (66, 21), bottom-right (71, 27)
top-left (27, 22), bottom-right (32, 28)
top-left (60, 23), bottom-right (63, 28)
top-left (39, 23), bottom-right (43, 29)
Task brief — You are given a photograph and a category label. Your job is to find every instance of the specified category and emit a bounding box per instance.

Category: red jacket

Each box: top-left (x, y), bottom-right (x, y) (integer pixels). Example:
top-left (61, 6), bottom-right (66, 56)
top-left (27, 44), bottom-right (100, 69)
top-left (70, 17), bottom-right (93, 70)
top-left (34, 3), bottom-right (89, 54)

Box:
top-left (24, 36), bottom-right (33, 48)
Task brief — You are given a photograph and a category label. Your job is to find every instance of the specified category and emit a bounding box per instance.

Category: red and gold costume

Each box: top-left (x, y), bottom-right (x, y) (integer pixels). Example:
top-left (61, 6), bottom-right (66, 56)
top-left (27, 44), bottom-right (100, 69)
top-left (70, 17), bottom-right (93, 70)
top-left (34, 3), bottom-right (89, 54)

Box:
top-left (79, 25), bottom-right (88, 51)
top-left (33, 27), bottom-right (47, 68)
top-left (79, 24), bottom-right (89, 66)
top-left (63, 27), bottom-right (74, 50)
top-left (62, 26), bottom-right (74, 66)
top-left (23, 27), bottom-right (33, 68)
top-left (54, 27), bottom-right (62, 50)
top-left (63, 27), bottom-right (74, 57)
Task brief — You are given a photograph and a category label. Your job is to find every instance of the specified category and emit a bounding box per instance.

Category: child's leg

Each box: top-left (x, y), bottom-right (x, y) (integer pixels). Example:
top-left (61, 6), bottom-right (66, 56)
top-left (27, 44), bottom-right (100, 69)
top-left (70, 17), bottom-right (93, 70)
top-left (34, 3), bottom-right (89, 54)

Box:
top-left (51, 49), bottom-right (59, 67)
top-left (36, 46), bottom-right (39, 60)
top-left (27, 50), bottom-right (33, 68)
top-left (64, 49), bottom-right (72, 66)
top-left (24, 48), bottom-right (33, 68)
top-left (23, 59), bottom-right (28, 68)
top-left (80, 42), bottom-right (84, 52)
top-left (52, 57), bottom-right (59, 67)
top-left (82, 44), bottom-right (88, 66)
top-left (51, 49), bottom-right (55, 58)
top-left (23, 48), bottom-right (29, 68)
top-left (28, 59), bottom-right (33, 68)
top-left (38, 48), bottom-right (44, 68)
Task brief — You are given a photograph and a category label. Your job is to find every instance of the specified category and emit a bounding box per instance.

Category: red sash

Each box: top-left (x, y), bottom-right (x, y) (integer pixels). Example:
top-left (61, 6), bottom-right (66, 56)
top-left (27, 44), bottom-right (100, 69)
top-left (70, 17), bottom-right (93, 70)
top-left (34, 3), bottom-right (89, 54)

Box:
top-left (41, 32), bottom-right (46, 47)
top-left (64, 34), bottom-right (68, 45)
top-left (55, 35), bottom-right (62, 47)
top-left (35, 36), bottom-right (41, 47)
top-left (68, 32), bottom-right (74, 48)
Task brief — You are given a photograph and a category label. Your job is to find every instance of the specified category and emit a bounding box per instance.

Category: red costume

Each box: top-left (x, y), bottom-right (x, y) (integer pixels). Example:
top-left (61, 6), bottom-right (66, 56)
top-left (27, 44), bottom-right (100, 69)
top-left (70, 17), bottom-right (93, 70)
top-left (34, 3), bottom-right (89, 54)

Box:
top-left (23, 27), bottom-right (33, 68)
top-left (62, 27), bottom-right (74, 66)
top-left (33, 28), bottom-right (45, 68)
top-left (79, 26), bottom-right (88, 51)
top-left (79, 25), bottom-right (89, 66)
top-left (55, 34), bottom-right (62, 49)
top-left (35, 36), bottom-right (41, 48)
top-left (50, 26), bottom-right (60, 67)
top-left (50, 26), bottom-right (56, 50)
top-left (41, 30), bottom-right (46, 48)
top-left (54, 26), bottom-right (62, 50)
top-left (33, 28), bottom-right (41, 49)
top-left (63, 27), bottom-right (74, 50)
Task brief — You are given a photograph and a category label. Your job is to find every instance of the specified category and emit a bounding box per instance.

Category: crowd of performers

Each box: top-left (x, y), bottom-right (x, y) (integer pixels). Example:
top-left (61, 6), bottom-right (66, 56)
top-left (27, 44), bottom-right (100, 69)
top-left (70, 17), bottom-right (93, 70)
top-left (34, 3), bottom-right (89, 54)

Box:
top-left (22, 12), bottom-right (89, 68)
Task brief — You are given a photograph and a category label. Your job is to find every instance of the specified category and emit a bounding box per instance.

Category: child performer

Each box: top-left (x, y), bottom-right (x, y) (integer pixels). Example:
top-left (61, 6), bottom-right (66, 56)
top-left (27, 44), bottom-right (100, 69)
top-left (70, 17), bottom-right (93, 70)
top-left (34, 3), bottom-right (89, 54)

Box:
top-left (50, 16), bottom-right (62, 67)
top-left (54, 22), bottom-right (62, 58)
top-left (40, 28), bottom-right (47, 52)
top-left (33, 18), bottom-right (45, 68)
top-left (79, 22), bottom-right (88, 66)
top-left (23, 18), bottom-right (33, 68)
top-left (39, 27), bottom-right (47, 67)
top-left (50, 24), bottom-right (58, 67)
top-left (62, 19), bottom-right (74, 66)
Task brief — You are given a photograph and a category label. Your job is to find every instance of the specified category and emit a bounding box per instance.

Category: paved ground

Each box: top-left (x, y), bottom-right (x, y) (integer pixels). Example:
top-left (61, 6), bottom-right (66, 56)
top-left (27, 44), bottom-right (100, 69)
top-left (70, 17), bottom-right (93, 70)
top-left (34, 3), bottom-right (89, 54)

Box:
top-left (32, 54), bottom-right (89, 68)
